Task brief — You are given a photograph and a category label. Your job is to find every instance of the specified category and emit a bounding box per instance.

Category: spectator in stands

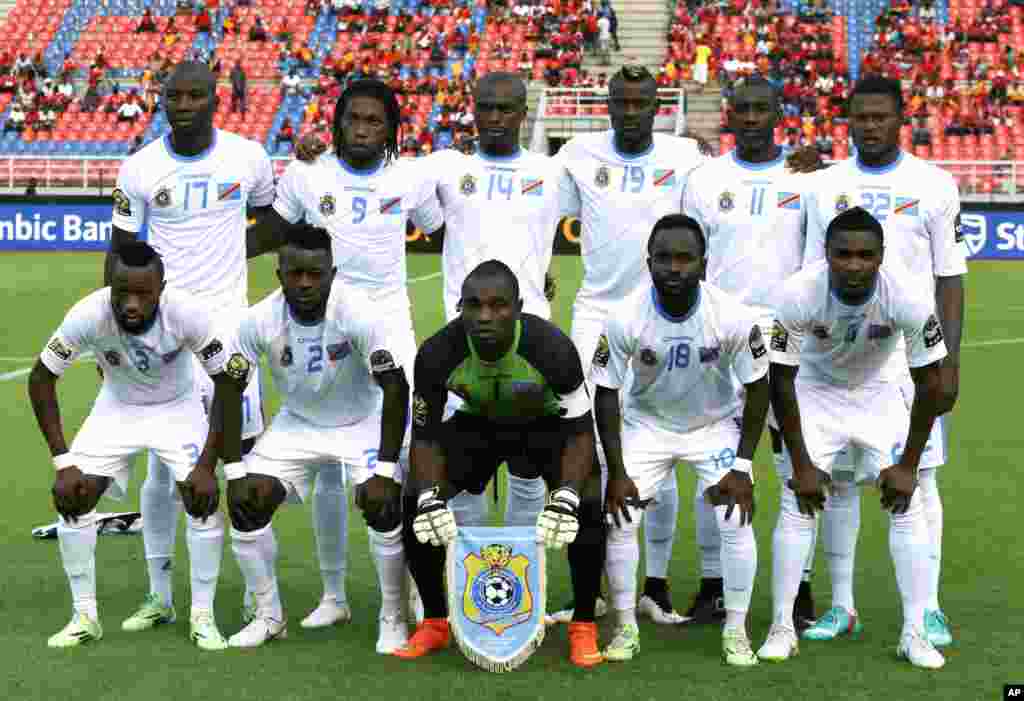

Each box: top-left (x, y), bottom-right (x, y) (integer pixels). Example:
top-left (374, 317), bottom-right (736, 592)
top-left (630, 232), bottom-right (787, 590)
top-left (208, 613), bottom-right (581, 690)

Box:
top-left (81, 84), bottom-right (100, 113)
top-left (137, 8), bottom-right (158, 33)
top-left (282, 69), bottom-right (302, 97)
top-left (195, 6), bottom-right (212, 34)
top-left (306, 0), bottom-right (321, 15)
top-left (276, 117), bottom-right (295, 150)
top-left (117, 93), bottom-right (144, 123)
top-left (0, 72), bottom-right (15, 94)
top-left (163, 17), bottom-right (182, 47)
top-left (230, 62), bottom-right (247, 114)
top-left (5, 103), bottom-right (25, 132)
top-left (693, 40), bottom-right (712, 92)
top-left (223, 7), bottom-right (239, 35)
top-left (177, 0), bottom-right (194, 13)
top-left (14, 53), bottom-right (30, 78)
top-left (250, 15), bottom-right (269, 41)
top-left (38, 106), bottom-right (56, 131)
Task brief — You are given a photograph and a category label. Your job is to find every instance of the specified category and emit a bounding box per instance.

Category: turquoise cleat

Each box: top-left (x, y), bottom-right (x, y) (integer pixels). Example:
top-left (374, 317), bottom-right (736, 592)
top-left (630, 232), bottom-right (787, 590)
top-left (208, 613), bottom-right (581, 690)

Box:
top-left (801, 606), bottom-right (863, 641)
top-left (924, 609), bottom-right (953, 647)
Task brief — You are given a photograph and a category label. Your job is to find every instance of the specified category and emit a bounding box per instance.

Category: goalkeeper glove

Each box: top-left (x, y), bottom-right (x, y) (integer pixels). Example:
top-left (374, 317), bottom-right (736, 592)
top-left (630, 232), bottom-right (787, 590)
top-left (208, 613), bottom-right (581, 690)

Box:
top-left (536, 486), bottom-right (580, 549)
top-left (412, 487), bottom-right (457, 547)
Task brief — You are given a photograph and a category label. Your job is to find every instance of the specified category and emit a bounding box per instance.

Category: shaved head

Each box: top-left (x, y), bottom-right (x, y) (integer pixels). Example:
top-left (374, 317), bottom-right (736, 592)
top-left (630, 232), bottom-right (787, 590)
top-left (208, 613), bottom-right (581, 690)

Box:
top-left (474, 72), bottom-right (527, 106)
top-left (166, 61), bottom-right (217, 98)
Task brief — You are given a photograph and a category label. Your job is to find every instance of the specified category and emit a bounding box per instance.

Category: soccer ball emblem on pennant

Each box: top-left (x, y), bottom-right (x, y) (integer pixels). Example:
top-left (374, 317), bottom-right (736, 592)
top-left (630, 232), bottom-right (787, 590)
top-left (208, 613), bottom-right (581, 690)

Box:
top-left (447, 527), bottom-right (546, 672)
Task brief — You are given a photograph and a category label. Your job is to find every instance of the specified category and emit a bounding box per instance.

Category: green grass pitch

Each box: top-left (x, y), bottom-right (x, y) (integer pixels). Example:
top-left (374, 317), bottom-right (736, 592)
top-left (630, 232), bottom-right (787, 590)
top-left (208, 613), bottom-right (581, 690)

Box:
top-left (0, 253), bottom-right (1020, 701)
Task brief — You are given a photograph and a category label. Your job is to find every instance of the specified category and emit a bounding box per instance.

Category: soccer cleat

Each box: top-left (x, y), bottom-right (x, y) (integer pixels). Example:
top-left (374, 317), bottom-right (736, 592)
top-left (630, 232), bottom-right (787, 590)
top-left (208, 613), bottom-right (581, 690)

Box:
top-left (722, 628), bottom-right (759, 667)
top-left (376, 615), bottom-right (409, 654)
top-left (757, 624), bottom-right (800, 662)
top-left (190, 610), bottom-right (228, 651)
top-left (897, 627), bottom-right (946, 669)
top-left (300, 596), bottom-right (352, 629)
top-left (924, 610), bottom-right (953, 648)
top-left (794, 582), bottom-right (817, 632)
top-left (392, 618), bottom-right (450, 658)
top-left (602, 623), bottom-right (640, 662)
top-left (544, 596), bottom-right (608, 626)
top-left (638, 594), bottom-right (691, 625)
top-left (228, 615), bottom-right (288, 648)
top-left (121, 593), bottom-right (177, 632)
top-left (48, 612), bottom-right (103, 648)
top-left (568, 621), bottom-right (604, 668)
top-left (801, 606), bottom-right (863, 641)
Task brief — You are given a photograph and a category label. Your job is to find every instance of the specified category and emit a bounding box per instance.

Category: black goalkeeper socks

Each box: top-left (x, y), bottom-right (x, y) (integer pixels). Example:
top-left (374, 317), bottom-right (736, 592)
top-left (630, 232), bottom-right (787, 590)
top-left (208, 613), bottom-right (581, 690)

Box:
top-left (401, 496), bottom-right (448, 620)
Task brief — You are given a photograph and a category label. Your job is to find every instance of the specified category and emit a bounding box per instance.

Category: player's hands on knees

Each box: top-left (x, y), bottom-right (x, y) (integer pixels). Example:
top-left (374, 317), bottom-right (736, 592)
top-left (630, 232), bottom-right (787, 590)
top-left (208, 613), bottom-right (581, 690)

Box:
top-left (787, 467), bottom-right (830, 516)
top-left (52, 466), bottom-right (88, 523)
top-left (295, 132), bottom-right (329, 162)
top-left (537, 486), bottom-right (580, 549)
top-left (712, 470), bottom-right (756, 526)
top-left (356, 475), bottom-right (402, 528)
top-left (877, 463), bottom-right (917, 515)
top-left (182, 466), bottom-right (220, 521)
top-left (412, 486), bottom-right (457, 547)
top-left (604, 475), bottom-right (640, 529)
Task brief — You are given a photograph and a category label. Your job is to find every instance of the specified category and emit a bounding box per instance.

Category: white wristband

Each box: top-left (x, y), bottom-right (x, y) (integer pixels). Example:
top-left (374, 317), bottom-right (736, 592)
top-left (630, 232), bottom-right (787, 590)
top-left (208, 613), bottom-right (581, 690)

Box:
top-left (374, 460), bottom-right (398, 480)
top-left (222, 461), bottom-right (247, 481)
top-left (731, 457), bottom-right (753, 475)
top-left (53, 453), bottom-right (77, 471)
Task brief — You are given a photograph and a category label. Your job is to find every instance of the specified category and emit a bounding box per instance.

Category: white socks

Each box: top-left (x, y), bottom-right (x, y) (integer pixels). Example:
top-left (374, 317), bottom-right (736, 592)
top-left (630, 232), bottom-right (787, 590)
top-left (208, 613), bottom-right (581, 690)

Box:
top-left (368, 525), bottom-right (405, 618)
top-left (890, 492), bottom-right (931, 632)
top-left (771, 487), bottom-right (817, 628)
top-left (717, 503), bottom-right (756, 631)
top-left (448, 489), bottom-right (489, 527)
top-left (605, 515), bottom-right (641, 627)
top-left (58, 511), bottom-right (99, 619)
top-left (774, 448), bottom-right (817, 584)
top-left (644, 478), bottom-right (678, 580)
top-left (231, 524), bottom-right (283, 621)
top-left (186, 512), bottom-right (223, 614)
top-left (503, 474), bottom-right (546, 527)
top-left (917, 469), bottom-right (943, 611)
top-left (312, 465), bottom-right (348, 603)
top-left (822, 482), bottom-right (859, 614)
top-left (695, 485), bottom-right (722, 579)
top-left (142, 453), bottom-right (180, 607)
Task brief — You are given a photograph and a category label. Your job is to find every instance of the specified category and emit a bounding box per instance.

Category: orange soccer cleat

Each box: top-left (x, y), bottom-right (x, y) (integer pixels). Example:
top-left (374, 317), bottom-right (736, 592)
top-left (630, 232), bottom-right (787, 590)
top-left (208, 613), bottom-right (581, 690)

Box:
top-left (392, 618), bottom-right (450, 659)
top-left (568, 621), bottom-right (604, 668)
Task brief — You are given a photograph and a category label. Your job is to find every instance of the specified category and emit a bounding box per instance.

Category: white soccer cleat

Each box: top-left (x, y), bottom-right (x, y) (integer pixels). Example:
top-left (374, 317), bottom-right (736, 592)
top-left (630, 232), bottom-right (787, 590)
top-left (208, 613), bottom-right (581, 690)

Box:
top-left (638, 595), bottom-right (691, 625)
top-left (757, 624), bottom-right (800, 662)
top-left (121, 593), bottom-right (176, 632)
top-left (544, 597), bottom-right (608, 626)
top-left (897, 627), bottom-right (945, 669)
top-left (228, 615), bottom-right (288, 648)
top-left (300, 597), bottom-right (352, 629)
top-left (48, 612), bottom-right (103, 648)
top-left (723, 628), bottom-right (759, 667)
top-left (190, 610), bottom-right (228, 651)
top-left (376, 614), bottom-right (410, 654)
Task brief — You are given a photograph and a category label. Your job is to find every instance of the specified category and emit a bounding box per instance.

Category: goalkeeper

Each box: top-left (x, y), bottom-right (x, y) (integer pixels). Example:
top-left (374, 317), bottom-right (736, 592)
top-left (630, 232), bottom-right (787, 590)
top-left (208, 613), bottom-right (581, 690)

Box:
top-left (395, 260), bottom-right (607, 668)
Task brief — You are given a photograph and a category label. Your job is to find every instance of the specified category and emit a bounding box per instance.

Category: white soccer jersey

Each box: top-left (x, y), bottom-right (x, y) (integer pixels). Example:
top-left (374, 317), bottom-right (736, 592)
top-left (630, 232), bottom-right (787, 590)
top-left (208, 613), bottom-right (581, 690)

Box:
top-left (40, 288), bottom-right (229, 405)
top-left (591, 282), bottom-right (768, 434)
top-left (683, 150), bottom-right (807, 319)
top-left (235, 279), bottom-right (413, 428)
top-left (273, 153), bottom-right (444, 299)
top-left (426, 147), bottom-right (563, 320)
top-left (802, 151), bottom-right (967, 295)
top-left (771, 261), bottom-right (948, 388)
top-left (112, 129), bottom-right (276, 310)
top-left (558, 130), bottom-right (706, 312)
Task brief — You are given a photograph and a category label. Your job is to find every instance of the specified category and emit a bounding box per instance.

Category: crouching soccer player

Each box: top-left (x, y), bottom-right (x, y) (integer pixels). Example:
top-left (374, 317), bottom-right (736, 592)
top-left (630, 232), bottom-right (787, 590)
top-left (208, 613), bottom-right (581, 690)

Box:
top-left (29, 241), bottom-right (245, 649)
top-left (225, 226), bottom-right (414, 653)
top-left (594, 215), bottom-right (768, 666)
top-left (396, 260), bottom-right (607, 668)
top-left (756, 207), bottom-right (948, 669)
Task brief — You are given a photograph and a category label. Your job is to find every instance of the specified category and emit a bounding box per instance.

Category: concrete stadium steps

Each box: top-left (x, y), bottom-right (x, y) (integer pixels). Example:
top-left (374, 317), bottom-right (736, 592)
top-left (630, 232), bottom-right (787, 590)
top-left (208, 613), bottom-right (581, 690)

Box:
top-left (584, 0), bottom-right (669, 73)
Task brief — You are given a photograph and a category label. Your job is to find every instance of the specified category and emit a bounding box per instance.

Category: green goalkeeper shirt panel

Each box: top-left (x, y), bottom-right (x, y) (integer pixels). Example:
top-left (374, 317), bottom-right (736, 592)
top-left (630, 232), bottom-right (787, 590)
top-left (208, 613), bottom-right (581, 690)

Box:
top-left (411, 313), bottom-right (592, 439)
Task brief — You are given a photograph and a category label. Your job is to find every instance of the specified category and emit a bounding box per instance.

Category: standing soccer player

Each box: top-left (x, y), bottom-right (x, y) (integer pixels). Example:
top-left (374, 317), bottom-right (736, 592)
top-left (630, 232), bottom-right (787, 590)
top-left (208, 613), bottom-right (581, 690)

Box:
top-left (682, 77), bottom-right (817, 628)
top-left (396, 261), bottom-right (607, 668)
top-left (29, 242), bottom-right (246, 649)
top-left (756, 207), bottom-right (948, 669)
top-left (108, 61), bottom-right (274, 645)
top-left (246, 79), bottom-right (443, 627)
top-left (225, 226), bottom-right (414, 652)
top-left (801, 76), bottom-right (963, 647)
top-left (557, 65), bottom-right (706, 623)
top-left (595, 215), bottom-right (768, 666)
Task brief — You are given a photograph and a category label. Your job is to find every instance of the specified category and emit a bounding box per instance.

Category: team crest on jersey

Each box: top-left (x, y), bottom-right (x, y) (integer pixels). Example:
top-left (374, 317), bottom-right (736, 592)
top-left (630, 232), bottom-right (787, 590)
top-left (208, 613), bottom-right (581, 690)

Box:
top-left (749, 325), bottom-right (766, 359)
top-left (280, 345), bottom-right (293, 366)
top-left (154, 186), bottom-right (172, 208)
top-left (412, 393), bottom-right (429, 427)
top-left (104, 350), bottom-right (122, 366)
top-left (639, 348), bottom-right (657, 366)
top-left (718, 191), bottom-right (735, 212)
top-left (319, 194), bottom-right (336, 217)
top-left (923, 314), bottom-right (944, 348)
top-left (771, 320), bottom-right (788, 352)
top-left (594, 165), bottom-right (610, 188)
top-left (46, 337), bottom-right (73, 361)
top-left (835, 193), bottom-right (851, 213)
top-left (460, 174), bottom-right (477, 196)
top-left (592, 334), bottom-right (610, 368)
top-left (112, 188), bottom-right (132, 216)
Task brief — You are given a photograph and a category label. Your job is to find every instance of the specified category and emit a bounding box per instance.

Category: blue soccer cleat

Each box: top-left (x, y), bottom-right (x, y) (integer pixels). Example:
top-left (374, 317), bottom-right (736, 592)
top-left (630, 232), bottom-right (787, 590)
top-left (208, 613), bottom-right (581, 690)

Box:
top-left (801, 606), bottom-right (863, 641)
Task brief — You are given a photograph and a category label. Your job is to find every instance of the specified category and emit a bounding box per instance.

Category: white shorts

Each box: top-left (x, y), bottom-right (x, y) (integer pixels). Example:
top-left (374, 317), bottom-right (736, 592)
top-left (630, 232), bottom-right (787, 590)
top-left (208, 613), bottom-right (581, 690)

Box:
top-left (694, 63), bottom-right (709, 84)
top-left (244, 409), bottom-right (408, 504)
top-left (899, 375), bottom-right (948, 470)
top-left (569, 305), bottom-right (607, 381)
top-left (622, 413), bottom-right (743, 502)
top-left (70, 387), bottom-right (209, 500)
top-left (792, 380), bottom-right (945, 485)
